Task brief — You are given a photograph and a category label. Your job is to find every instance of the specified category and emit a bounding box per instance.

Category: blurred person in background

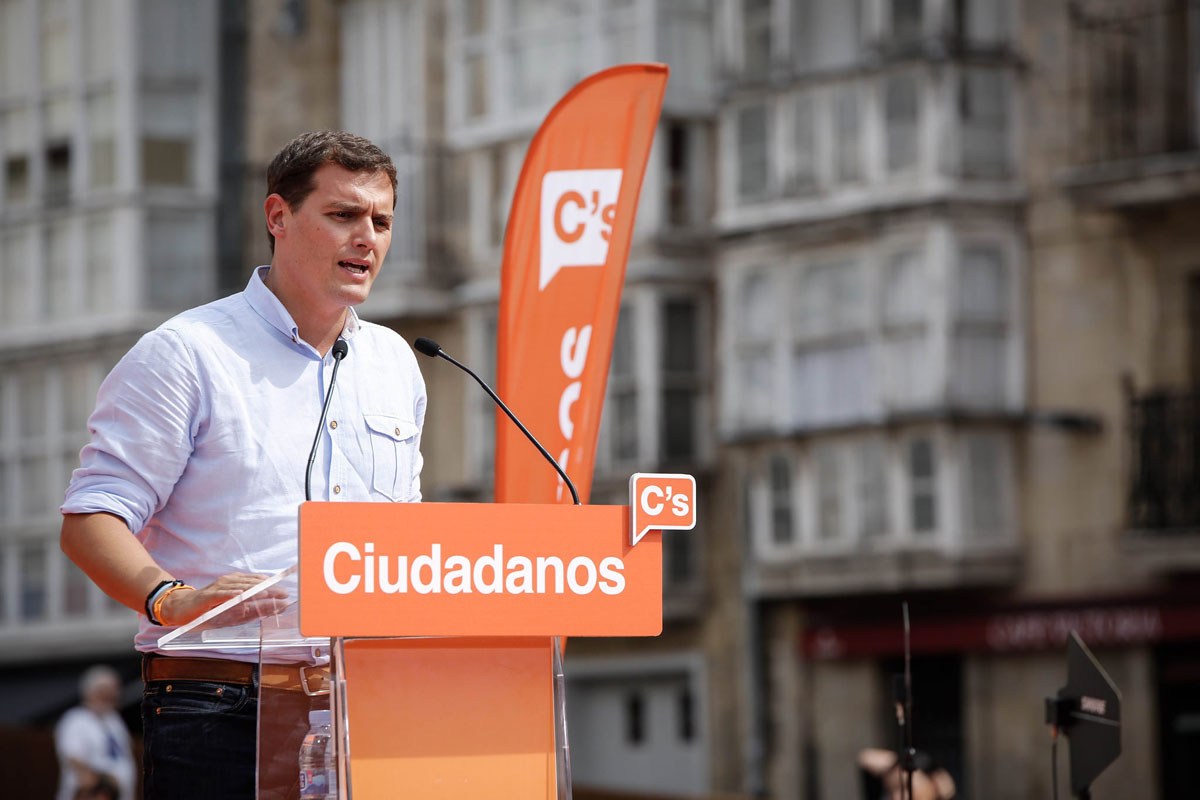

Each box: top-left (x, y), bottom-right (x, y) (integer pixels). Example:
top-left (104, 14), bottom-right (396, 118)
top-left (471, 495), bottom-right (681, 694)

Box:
top-left (55, 665), bottom-right (135, 800)
top-left (858, 747), bottom-right (956, 800)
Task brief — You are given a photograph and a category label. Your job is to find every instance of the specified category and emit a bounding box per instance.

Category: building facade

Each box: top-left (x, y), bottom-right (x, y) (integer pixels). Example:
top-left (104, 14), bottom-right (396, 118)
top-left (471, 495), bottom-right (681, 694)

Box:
top-left (1, 1), bottom-right (1199, 798)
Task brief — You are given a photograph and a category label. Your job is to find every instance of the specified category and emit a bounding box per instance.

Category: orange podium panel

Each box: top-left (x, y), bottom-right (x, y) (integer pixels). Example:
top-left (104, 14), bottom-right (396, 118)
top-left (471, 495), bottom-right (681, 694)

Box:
top-left (297, 501), bottom-right (665, 800)
top-left (298, 502), bottom-right (662, 638)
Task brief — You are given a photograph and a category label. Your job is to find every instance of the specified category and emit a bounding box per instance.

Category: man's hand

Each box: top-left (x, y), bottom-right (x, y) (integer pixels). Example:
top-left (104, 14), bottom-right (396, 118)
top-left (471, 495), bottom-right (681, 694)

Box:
top-left (158, 572), bottom-right (289, 627)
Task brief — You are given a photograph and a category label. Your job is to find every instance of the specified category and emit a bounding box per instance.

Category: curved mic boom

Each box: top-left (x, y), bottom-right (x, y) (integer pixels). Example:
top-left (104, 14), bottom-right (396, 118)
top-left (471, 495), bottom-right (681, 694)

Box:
top-left (414, 336), bottom-right (581, 505)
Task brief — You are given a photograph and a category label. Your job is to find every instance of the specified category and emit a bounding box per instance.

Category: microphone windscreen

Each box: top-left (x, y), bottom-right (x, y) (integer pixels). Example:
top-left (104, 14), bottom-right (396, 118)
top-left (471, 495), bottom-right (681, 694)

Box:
top-left (332, 339), bottom-right (349, 360)
top-left (414, 337), bottom-right (441, 358)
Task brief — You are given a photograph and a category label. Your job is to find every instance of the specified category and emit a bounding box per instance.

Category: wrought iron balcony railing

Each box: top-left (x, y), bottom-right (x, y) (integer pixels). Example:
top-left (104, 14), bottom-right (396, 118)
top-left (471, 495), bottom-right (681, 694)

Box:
top-left (1069, 0), bottom-right (1197, 166)
top-left (1129, 390), bottom-right (1200, 530)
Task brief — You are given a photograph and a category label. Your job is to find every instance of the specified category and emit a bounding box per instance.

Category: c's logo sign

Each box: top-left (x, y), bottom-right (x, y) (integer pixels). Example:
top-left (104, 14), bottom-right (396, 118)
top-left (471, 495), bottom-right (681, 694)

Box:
top-left (629, 473), bottom-right (697, 546)
top-left (539, 169), bottom-right (623, 290)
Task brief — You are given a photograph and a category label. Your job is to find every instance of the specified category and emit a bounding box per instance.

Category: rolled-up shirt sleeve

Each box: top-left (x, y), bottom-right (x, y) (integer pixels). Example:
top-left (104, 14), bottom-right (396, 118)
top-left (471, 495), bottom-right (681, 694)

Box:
top-left (62, 328), bottom-right (203, 534)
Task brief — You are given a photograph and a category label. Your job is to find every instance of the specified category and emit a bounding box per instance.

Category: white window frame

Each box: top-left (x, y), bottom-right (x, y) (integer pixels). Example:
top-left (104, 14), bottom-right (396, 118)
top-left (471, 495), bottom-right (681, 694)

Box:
top-left (565, 651), bottom-right (711, 798)
top-left (596, 283), bottom-right (712, 476)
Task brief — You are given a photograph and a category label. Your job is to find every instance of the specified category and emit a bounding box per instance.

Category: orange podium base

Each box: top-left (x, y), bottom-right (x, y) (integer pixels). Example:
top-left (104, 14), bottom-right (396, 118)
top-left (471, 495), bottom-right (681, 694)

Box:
top-left (341, 637), bottom-right (557, 799)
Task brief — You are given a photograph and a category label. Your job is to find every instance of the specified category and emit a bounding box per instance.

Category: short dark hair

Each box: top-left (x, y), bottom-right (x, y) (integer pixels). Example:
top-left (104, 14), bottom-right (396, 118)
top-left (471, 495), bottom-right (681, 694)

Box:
top-left (265, 131), bottom-right (398, 252)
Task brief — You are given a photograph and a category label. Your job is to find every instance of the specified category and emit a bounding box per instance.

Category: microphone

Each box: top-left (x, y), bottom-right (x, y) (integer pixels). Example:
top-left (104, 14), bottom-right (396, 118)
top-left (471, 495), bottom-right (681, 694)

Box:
top-left (413, 336), bottom-right (580, 505)
top-left (305, 339), bottom-right (349, 502)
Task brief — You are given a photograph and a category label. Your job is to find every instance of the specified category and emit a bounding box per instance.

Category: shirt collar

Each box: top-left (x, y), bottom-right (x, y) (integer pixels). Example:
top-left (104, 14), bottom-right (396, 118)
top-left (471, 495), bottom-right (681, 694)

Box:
top-left (244, 265), bottom-right (361, 345)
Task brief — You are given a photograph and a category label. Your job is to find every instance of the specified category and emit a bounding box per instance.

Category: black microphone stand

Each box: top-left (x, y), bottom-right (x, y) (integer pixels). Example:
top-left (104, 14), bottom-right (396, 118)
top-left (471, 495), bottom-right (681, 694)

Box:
top-left (413, 337), bottom-right (581, 506)
top-left (891, 602), bottom-right (916, 800)
top-left (305, 339), bottom-right (349, 502)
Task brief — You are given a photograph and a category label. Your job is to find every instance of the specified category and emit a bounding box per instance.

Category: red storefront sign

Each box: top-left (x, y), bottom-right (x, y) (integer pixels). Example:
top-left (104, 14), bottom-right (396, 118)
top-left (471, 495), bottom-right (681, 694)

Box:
top-left (802, 595), bottom-right (1200, 660)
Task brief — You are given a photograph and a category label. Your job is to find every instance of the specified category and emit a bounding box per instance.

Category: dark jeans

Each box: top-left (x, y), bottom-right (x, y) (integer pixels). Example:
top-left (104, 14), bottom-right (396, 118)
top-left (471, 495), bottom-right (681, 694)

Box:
top-left (142, 677), bottom-right (315, 800)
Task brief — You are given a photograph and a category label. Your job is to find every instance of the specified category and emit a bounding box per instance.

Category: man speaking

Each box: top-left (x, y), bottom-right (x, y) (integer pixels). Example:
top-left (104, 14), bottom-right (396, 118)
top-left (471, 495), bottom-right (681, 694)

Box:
top-left (60, 131), bottom-right (426, 799)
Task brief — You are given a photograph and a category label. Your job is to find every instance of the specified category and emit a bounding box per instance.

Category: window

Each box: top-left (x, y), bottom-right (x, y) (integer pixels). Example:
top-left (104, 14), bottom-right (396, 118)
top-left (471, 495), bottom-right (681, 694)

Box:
top-left (769, 454), bottom-right (795, 545)
top-left (743, 0), bottom-right (772, 80)
top-left (814, 444), bottom-right (843, 541)
top-left (142, 139), bottom-right (191, 186)
top-left (677, 686), bottom-right (696, 742)
top-left (147, 213), bottom-right (210, 309)
top-left (956, 0), bottom-right (1009, 47)
top-left (19, 540), bottom-right (47, 621)
top-left (625, 691), bottom-right (646, 744)
top-left (43, 224), bottom-right (71, 316)
top-left (659, 0), bottom-right (708, 97)
top-left (665, 122), bottom-right (698, 227)
top-left (664, 529), bottom-right (697, 590)
top-left (64, 560), bottom-right (91, 617)
top-left (961, 67), bottom-right (1009, 177)
top-left (0, 230), bottom-right (29, 326)
top-left (963, 433), bottom-right (1005, 539)
top-left (86, 214), bottom-right (115, 314)
top-left (15, 371), bottom-right (49, 521)
top-left (833, 85), bottom-right (863, 184)
top-left (0, 0), bottom-right (31, 100)
top-left (45, 142), bottom-right (72, 206)
top-left (488, 145), bottom-right (507, 246)
top-left (883, 249), bottom-right (931, 409)
top-left (908, 437), bottom-right (937, 534)
top-left (596, 290), bottom-right (708, 474)
top-left (88, 93), bottom-right (117, 190)
top-left (746, 427), bottom-right (1012, 558)
top-left (661, 298), bottom-right (700, 463)
top-left (608, 306), bottom-right (639, 465)
top-left (604, 0), bottom-right (639, 63)
top-left (793, 0), bottom-right (861, 72)
top-left (464, 47), bottom-right (490, 121)
top-left (4, 155), bottom-right (28, 204)
top-left (784, 93), bottom-right (817, 196)
top-left (464, 0), bottom-right (486, 35)
top-left (890, 0), bottom-right (923, 47)
top-left (84, 0), bottom-right (116, 78)
top-left (40, 0), bottom-right (71, 90)
top-left (737, 104), bottom-right (769, 201)
top-left (857, 438), bottom-right (889, 539)
top-left (142, 92), bottom-right (198, 188)
top-left (885, 72), bottom-right (920, 172)
top-left (140, 0), bottom-right (205, 80)
top-left (737, 270), bottom-right (777, 427)
top-left (952, 244), bottom-right (1008, 406)
top-left (792, 259), bottom-right (875, 427)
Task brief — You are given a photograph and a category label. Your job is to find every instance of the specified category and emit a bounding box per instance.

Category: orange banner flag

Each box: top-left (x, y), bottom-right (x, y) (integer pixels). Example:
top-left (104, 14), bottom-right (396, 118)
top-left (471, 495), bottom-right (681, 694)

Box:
top-left (495, 64), bottom-right (669, 504)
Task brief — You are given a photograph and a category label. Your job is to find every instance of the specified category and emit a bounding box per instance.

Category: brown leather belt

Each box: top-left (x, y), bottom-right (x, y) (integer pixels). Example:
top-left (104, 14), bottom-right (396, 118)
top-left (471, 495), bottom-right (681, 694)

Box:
top-left (142, 654), bottom-right (330, 694)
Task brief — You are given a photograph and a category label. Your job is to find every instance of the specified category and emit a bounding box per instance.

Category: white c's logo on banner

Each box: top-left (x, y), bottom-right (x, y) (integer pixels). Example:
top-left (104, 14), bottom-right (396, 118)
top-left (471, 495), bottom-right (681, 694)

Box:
top-left (539, 169), bottom-right (623, 291)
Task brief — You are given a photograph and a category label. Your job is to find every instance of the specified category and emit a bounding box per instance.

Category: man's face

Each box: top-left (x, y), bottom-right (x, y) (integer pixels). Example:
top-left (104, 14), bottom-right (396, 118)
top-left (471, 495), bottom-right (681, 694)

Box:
top-left (271, 162), bottom-right (394, 316)
top-left (87, 677), bottom-right (119, 711)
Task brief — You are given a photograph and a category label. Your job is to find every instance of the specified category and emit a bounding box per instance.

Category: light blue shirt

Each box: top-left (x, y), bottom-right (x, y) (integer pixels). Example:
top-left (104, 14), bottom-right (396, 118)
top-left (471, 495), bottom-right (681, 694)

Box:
top-left (62, 267), bottom-right (426, 654)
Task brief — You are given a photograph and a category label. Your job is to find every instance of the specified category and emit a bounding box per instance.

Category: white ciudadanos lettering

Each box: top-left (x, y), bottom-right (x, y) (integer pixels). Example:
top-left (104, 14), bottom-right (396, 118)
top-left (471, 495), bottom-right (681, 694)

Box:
top-left (321, 542), bottom-right (626, 596)
top-left (324, 542), bottom-right (361, 595)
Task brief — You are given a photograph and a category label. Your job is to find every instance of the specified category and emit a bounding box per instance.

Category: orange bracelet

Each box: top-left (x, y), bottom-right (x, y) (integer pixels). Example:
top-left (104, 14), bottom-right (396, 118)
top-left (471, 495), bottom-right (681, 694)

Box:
top-left (151, 583), bottom-right (195, 627)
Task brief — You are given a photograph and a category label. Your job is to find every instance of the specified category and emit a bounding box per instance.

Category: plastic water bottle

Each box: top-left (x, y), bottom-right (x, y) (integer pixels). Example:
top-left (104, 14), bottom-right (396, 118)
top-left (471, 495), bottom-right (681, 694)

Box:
top-left (298, 708), bottom-right (336, 798)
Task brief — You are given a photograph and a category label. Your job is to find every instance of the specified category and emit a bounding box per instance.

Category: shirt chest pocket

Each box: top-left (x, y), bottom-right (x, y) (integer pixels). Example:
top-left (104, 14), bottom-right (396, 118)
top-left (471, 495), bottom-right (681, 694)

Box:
top-left (364, 414), bottom-right (419, 501)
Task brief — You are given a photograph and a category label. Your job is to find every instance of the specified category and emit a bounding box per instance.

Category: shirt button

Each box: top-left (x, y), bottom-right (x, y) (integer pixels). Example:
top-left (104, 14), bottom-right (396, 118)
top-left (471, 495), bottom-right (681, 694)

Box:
top-left (330, 420), bottom-right (338, 430)
top-left (394, 427), bottom-right (401, 436)
top-left (333, 485), bottom-right (342, 495)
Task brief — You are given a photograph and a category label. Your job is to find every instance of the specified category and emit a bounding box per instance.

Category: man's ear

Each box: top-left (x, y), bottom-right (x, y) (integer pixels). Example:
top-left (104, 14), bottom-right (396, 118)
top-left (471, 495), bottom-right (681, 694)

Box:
top-left (264, 193), bottom-right (289, 242)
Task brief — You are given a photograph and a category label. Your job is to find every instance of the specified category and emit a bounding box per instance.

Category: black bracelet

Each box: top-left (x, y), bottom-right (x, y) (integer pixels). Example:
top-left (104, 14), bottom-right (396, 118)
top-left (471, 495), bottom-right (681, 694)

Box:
top-left (145, 579), bottom-right (184, 625)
